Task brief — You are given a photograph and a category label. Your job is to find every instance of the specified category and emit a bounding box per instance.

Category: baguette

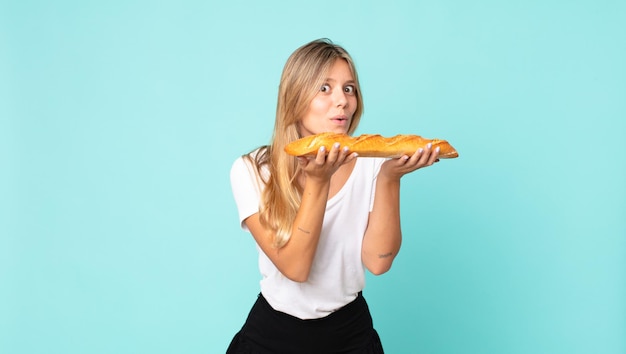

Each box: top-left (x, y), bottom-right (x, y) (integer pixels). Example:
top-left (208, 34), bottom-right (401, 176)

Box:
top-left (284, 133), bottom-right (459, 158)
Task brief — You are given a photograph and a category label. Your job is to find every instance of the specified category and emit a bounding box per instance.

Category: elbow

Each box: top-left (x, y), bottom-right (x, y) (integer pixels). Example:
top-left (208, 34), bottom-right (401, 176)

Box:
top-left (363, 250), bottom-right (397, 275)
top-left (281, 268), bottom-right (311, 283)
top-left (367, 262), bottom-right (392, 276)
top-left (286, 273), bottom-right (309, 283)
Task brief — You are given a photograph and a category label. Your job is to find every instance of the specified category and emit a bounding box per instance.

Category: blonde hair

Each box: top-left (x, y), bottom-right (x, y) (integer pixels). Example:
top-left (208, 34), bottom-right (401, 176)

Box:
top-left (246, 38), bottom-right (363, 248)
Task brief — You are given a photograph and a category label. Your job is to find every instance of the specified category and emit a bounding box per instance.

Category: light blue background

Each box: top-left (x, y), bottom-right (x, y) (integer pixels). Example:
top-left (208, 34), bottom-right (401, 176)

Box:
top-left (2, 1), bottom-right (625, 353)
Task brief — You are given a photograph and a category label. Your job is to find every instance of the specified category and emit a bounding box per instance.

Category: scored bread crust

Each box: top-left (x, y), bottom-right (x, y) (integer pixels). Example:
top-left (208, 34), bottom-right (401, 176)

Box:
top-left (284, 133), bottom-right (459, 158)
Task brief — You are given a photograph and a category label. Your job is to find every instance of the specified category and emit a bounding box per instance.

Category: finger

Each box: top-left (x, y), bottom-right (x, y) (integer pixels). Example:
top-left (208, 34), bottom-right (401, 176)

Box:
top-left (408, 147), bottom-right (424, 164)
top-left (427, 146), bottom-right (441, 165)
top-left (314, 145), bottom-right (327, 164)
top-left (337, 145), bottom-right (353, 162)
top-left (420, 144), bottom-right (439, 166)
top-left (399, 155), bottom-right (411, 165)
top-left (417, 143), bottom-right (432, 165)
top-left (339, 146), bottom-right (358, 165)
top-left (339, 145), bottom-right (350, 158)
top-left (326, 142), bottom-right (341, 163)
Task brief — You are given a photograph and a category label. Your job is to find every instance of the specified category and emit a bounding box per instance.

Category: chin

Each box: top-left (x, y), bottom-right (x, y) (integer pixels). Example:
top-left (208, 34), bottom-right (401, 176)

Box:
top-left (328, 127), bottom-right (350, 135)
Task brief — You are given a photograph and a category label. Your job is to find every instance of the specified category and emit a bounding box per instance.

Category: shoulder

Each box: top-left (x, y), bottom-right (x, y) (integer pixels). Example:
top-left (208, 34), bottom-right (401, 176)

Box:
top-left (230, 155), bottom-right (250, 180)
top-left (231, 147), bottom-right (265, 170)
top-left (230, 147), bottom-right (270, 184)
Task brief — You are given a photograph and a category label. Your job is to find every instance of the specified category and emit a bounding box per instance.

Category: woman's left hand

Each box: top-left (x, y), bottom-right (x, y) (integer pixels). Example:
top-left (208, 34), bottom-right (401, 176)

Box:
top-left (379, 143), bottom-right (440, 180)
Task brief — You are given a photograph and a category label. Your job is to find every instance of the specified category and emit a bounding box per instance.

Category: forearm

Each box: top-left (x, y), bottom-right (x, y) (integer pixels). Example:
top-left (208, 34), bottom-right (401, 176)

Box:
top-left (362, 176), bottom-right (402, 275)
top-left (263, 179), bottom-right (329, 282)
top-left (247, 146), bottom-right (357, 282)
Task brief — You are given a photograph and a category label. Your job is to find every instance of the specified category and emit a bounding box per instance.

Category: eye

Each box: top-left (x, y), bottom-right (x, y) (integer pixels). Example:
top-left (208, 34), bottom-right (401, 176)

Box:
top-left (320, 84), bottom-right (331, 92)
top-left (344, 85), bottom-right (356, 95)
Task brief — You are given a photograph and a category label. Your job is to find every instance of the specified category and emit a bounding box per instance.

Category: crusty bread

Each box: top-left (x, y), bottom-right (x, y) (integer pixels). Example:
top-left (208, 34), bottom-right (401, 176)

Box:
top-left (284, 133), bottom-right (459, 158)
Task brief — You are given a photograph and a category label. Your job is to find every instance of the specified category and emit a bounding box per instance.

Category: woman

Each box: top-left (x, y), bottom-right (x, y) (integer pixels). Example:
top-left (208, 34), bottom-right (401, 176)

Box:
top-left (228, 38), bottom-right (439, 354)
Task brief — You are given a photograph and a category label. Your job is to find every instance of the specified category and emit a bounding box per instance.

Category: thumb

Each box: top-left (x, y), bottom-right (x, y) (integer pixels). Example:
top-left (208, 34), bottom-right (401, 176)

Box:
top-left (297, 156), bottom-right (308, 167)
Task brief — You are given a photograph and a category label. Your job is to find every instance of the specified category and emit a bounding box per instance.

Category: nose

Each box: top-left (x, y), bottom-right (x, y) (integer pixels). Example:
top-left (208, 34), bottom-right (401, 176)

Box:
top-left (333, 89), bottom-right (348, 108)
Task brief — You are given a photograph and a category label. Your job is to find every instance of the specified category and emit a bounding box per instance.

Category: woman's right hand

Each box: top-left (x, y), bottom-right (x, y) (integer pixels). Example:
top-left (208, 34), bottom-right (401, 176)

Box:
top-left (296, 142), bottom-right (357, 183)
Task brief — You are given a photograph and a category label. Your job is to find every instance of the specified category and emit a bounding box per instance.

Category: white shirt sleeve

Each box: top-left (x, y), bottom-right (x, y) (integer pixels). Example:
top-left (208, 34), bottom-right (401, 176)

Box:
top-left (230, 156), bottom-right (264, 232)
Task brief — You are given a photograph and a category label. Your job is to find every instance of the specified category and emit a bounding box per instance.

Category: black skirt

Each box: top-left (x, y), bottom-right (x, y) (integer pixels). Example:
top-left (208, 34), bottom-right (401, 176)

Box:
top-left (226, 292), bottom-right (384, 354)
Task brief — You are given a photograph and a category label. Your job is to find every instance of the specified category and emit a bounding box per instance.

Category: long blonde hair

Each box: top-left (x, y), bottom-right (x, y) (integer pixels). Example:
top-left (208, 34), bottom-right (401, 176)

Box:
top-left (247, 38), bottom-right (363, 248)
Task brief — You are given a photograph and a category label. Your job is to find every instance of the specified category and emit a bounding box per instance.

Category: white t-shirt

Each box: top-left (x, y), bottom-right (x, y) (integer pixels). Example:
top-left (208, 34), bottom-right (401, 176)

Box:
top-left (230, 150), bottom-right (386, 319)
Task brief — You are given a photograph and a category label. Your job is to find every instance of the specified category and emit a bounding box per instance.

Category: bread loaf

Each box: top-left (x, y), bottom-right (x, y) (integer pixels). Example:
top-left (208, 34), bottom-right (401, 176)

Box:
top-left (284, 133), bottom-right (459, 158)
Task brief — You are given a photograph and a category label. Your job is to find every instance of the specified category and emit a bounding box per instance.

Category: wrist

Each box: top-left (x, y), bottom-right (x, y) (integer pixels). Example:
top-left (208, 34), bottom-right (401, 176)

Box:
top-left (377, 173), bottom-right (402, 186)
top-left (302, 177), bottom-right (331, 195)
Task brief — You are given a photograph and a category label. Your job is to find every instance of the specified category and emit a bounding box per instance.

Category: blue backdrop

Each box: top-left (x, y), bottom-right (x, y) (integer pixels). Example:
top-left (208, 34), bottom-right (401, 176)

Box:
top-left (1, 1), bottom-right (625, 353)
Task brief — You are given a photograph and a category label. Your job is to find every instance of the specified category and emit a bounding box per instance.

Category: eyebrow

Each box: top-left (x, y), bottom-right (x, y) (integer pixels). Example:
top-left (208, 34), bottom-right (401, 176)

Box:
top-left (324, 78), bottom-right (356, 85)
